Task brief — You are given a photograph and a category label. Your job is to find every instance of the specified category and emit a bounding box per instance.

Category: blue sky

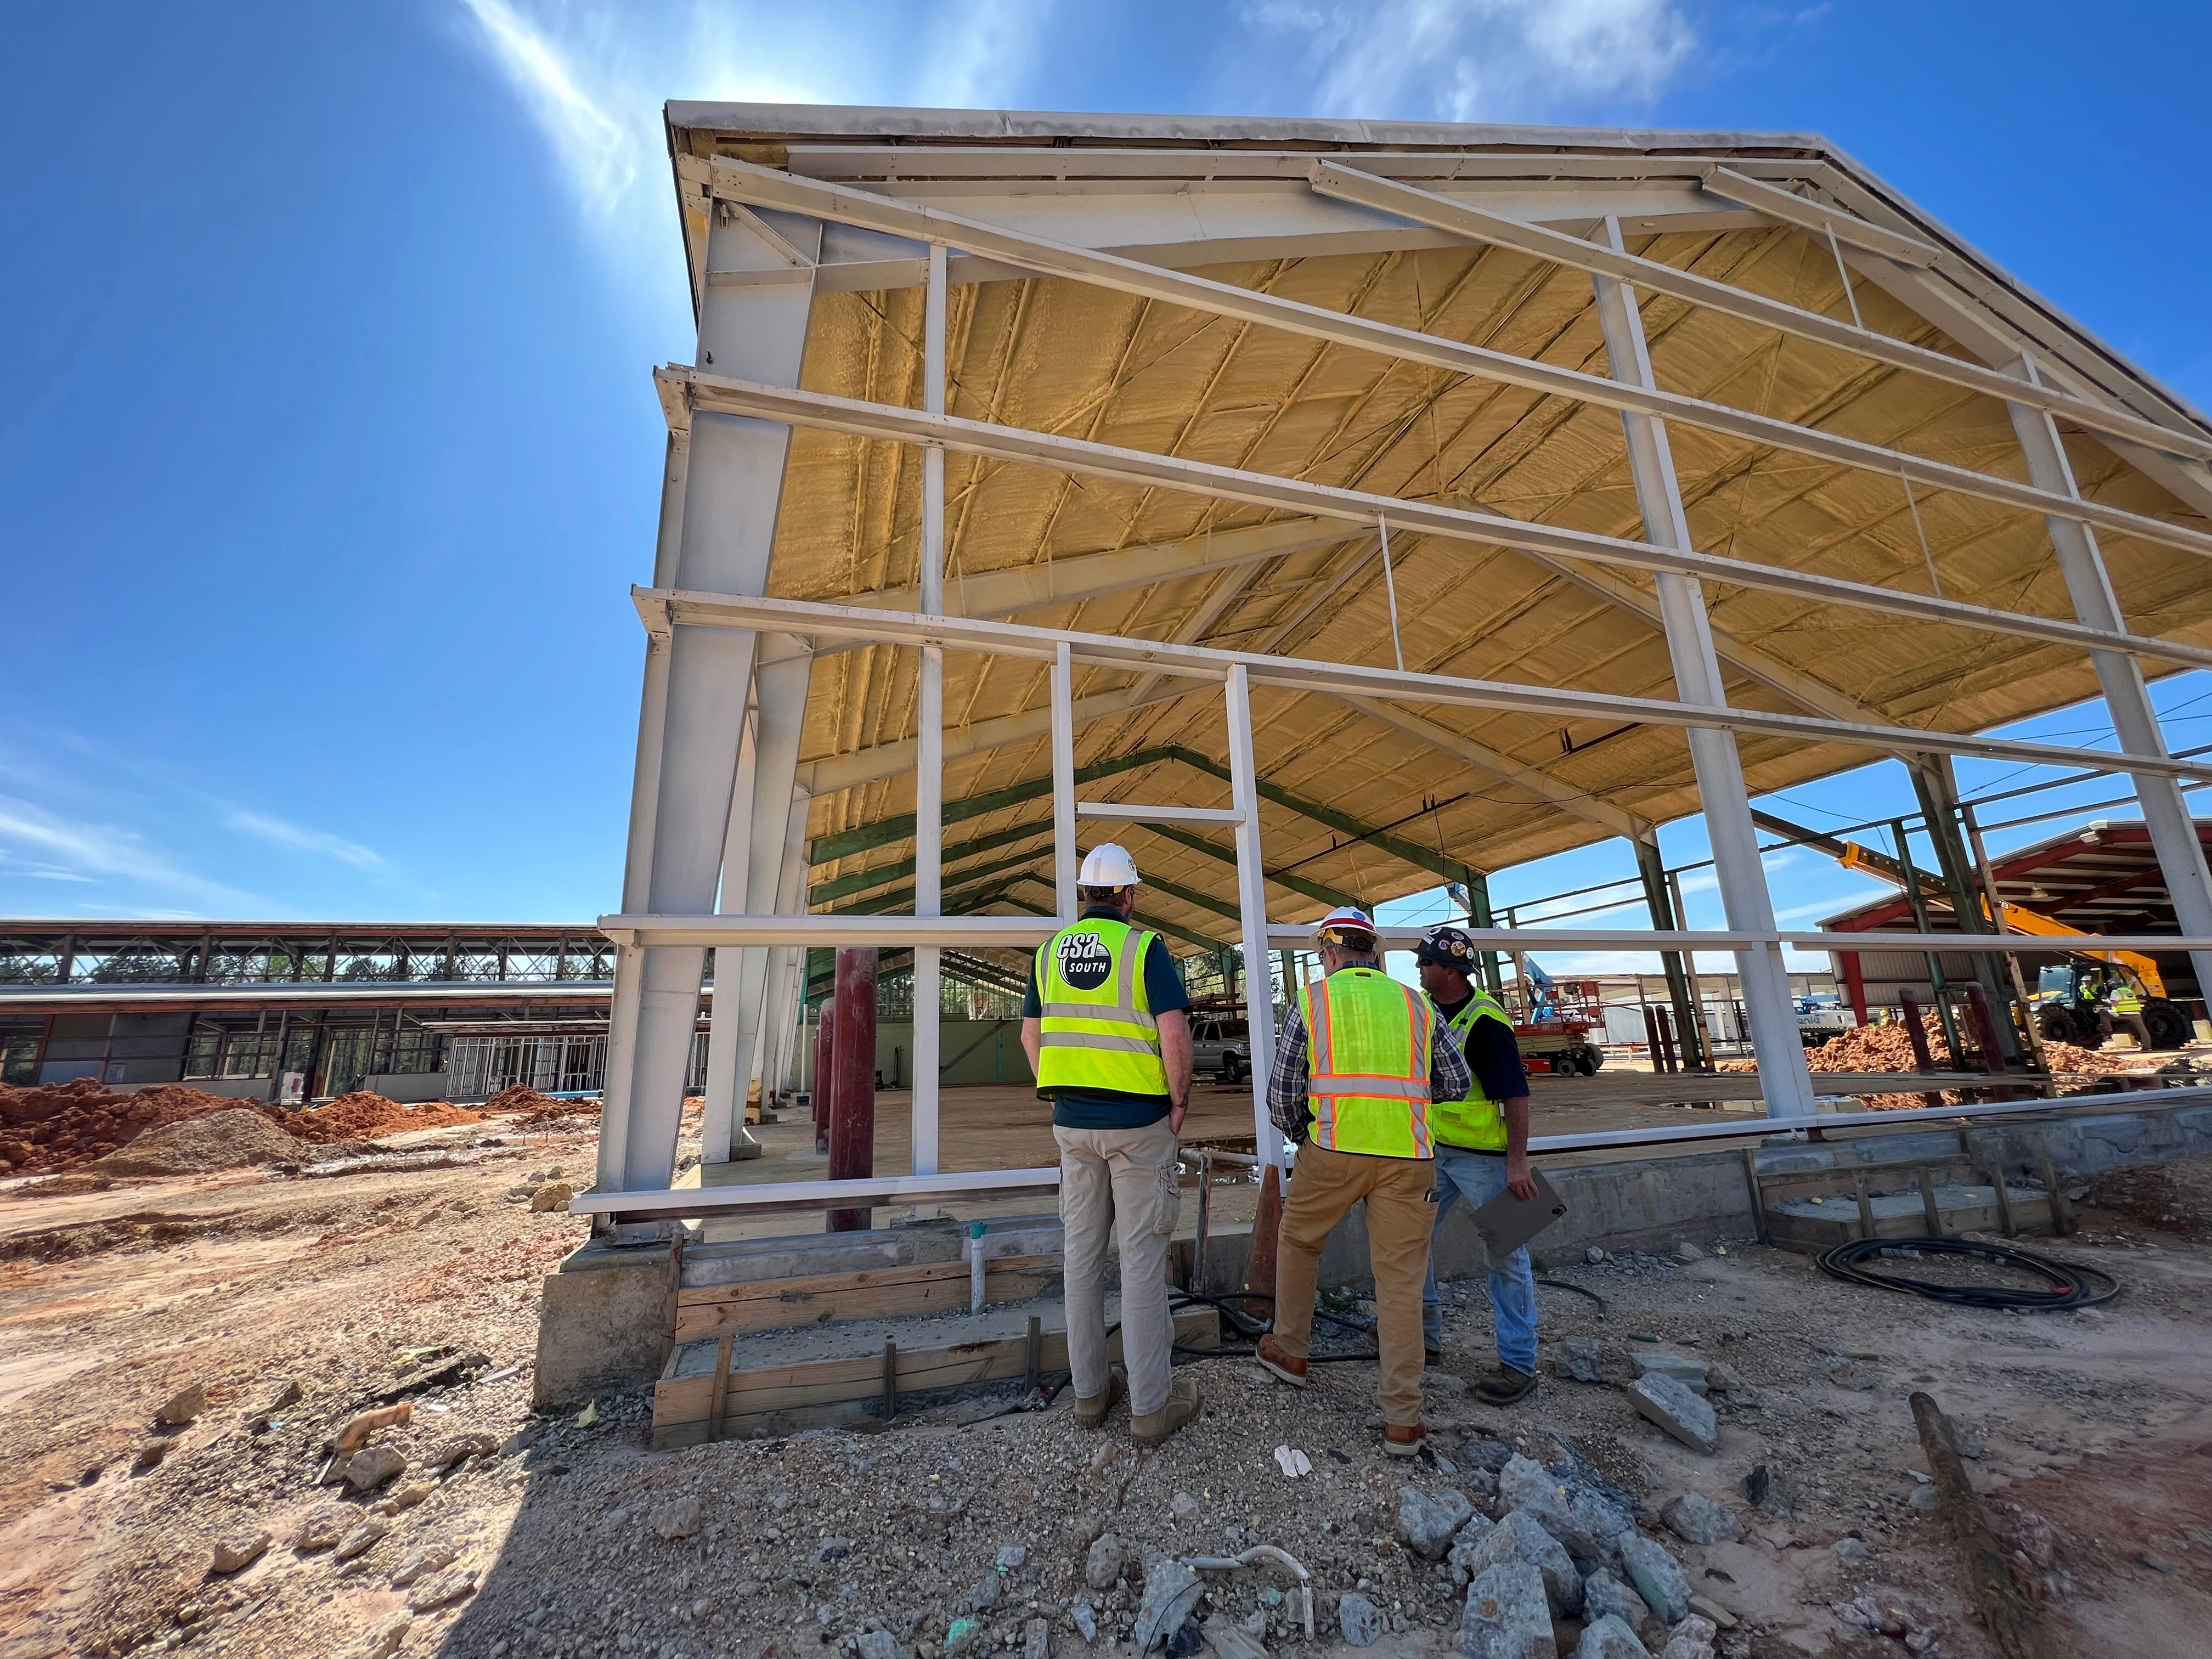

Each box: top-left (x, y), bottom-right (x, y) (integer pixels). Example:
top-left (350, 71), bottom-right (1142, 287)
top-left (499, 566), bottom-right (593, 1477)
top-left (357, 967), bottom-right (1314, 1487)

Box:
top-left (2, 2), bottom-right (2208, 948)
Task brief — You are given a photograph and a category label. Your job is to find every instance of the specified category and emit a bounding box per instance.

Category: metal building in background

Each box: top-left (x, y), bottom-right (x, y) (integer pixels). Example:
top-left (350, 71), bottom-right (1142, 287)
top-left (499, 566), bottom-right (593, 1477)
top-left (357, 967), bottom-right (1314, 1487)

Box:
top-left (588, 104), bottom-right (2212, 1212)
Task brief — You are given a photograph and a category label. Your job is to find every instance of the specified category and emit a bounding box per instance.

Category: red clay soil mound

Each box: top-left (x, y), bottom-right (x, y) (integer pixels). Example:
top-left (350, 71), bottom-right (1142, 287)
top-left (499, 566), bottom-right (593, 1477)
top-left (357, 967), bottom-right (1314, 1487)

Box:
top-left (482, 1084), bottom-right (599, 1128)
top-left (289, 1091), bottom-right (486, 1142)
top-left (0, 1079), bottom-right (293, 1177)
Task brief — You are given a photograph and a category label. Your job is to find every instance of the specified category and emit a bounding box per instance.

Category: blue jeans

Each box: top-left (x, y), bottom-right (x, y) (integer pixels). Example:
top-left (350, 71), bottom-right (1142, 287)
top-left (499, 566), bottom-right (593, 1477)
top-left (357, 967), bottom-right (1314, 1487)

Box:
top-left (1422, 1145), bottom-right (1539, 1375)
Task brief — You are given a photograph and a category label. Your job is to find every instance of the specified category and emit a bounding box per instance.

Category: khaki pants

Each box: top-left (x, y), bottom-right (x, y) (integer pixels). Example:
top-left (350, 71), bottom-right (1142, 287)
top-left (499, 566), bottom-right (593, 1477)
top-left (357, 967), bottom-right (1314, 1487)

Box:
top-left (1271, 1141), bottom-right (1436, 1426)
top-left (1055, 1119), bottom-right (1181, 1417)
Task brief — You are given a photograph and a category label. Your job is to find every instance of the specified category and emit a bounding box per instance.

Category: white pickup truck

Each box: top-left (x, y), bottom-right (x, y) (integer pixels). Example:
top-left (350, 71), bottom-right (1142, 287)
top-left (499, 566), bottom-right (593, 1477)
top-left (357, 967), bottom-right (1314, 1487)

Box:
top-left (1794, 995), bottom-right (1854, 1047)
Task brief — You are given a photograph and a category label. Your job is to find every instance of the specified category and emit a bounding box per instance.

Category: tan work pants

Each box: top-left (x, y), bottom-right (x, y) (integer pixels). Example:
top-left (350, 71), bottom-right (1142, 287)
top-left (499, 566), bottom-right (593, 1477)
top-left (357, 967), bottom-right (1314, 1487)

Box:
top-left (1271, 1141), bottom-right (1436, 1426)
top-left (1055, 1119), bottom-right (1181, 1417)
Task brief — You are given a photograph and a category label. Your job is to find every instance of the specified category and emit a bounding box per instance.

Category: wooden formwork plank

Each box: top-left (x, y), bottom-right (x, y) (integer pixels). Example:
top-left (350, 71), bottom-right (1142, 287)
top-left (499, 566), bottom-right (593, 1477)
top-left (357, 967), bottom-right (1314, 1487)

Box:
top-left (673, 1256), bottom-right (1060, 1342)
top-left (652, 1305), bottom-right (1218, 1437)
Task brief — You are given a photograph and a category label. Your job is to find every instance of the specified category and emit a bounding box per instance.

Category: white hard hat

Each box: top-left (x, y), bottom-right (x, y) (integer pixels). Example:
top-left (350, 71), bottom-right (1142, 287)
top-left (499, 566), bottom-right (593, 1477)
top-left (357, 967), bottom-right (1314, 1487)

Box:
top-left (1078, 843), bottom-right (1141, 887)
top-left (1313, 905), bottom-right (1377, 946)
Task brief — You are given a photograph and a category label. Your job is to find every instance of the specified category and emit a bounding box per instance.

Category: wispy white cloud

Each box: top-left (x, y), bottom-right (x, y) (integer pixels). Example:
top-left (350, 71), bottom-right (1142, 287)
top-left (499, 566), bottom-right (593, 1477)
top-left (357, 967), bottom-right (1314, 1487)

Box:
top-left (222, 808), bottom-right (390, 873)
top-left (0, 795), bottom-right (255, 911)
top-left (1236, 0), bottom-right (1696, 123)
top-left (448, 0), bottom-right (1052, 290)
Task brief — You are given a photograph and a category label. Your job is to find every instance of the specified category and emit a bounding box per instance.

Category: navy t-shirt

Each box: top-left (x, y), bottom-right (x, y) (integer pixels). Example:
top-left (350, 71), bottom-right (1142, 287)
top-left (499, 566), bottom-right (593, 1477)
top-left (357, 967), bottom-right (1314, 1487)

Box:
top-left (1434, 988), bottom-right (1532, 1107)
top-left (1022, 907), bottom-right (1193, 1129)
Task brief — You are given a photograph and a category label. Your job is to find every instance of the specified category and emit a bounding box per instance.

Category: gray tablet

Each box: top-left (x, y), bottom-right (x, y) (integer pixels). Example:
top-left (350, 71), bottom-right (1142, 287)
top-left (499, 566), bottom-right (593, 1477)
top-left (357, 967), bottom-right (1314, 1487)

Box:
top-left (1471, 1167), bottom-right (1568, 1257)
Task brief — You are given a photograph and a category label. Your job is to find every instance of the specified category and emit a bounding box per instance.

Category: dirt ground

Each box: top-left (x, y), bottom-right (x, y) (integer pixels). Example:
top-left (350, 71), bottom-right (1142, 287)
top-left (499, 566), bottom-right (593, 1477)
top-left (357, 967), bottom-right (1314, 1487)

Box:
top-left (2, 1109), bottom-right (2208, 1659)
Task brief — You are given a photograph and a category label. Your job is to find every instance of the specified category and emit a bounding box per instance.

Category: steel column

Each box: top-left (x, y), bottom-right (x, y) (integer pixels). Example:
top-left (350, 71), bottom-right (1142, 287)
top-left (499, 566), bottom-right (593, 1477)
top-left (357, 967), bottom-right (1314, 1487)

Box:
top-left (913, 242), bottom-right (948, 1177)
top-left (1590, 219), bottom-right (1816, 1115)
top-left (1051, 641), bottom-right (1077, 919)
top-left (1225, 664), bottom-right (1282, 1167)
top-left (2005, 357), bottom-right (2212, 1002)
top-left (1634, 837), bottom-right (1707, 1073)
top-left (603, 204), bottom-right (823, 1193)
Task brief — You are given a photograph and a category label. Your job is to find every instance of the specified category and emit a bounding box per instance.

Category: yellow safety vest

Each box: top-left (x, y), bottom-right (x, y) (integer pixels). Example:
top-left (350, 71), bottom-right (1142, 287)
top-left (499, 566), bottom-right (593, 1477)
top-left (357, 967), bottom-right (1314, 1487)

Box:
top-left (2111, 984), bottom-right (2145, 1013)
top-left (1299, 967), bottom-right (1436, 1159)
top-left (1034, 917), bottom-right (1169, 1096)
top-left (1431, 990), bottom-right (1515, 1151)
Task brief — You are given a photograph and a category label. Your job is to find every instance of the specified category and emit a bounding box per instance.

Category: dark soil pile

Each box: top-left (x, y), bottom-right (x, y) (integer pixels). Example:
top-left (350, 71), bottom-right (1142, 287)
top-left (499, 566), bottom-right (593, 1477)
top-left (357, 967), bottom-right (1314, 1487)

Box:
top-left (0, 1080), bottom-right (289, 1176)
top-left (92, 1109), bottom-right (301, 1176)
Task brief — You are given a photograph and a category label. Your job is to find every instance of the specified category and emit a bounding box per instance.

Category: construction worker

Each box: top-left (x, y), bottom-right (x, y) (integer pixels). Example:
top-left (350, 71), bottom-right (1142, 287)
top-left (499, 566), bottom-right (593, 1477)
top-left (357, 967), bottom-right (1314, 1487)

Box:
top-left (2104, 973), bottom-right (2154, 1051)
top-left (1255, 906), bottom-right (1474, 1457)
top-left (1019, 844), bottom-right (1199, 1447)
top-left (1413, 925), bottom-right (1541, 1406)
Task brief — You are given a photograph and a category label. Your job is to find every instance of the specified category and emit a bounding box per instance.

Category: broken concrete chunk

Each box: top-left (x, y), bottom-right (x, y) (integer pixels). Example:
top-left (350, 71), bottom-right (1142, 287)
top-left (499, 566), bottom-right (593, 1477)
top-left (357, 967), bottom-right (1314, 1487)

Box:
top-left (855, 1632), bottom-right (909, 1659)
top-left (1573, 1613), bottom-right (1652, 1658)
top-left (209, 1531), bottom-right (270, 1575)
top-left (1660, 1613), bottom-right (1718, 1659)
top-left (426, 1432), bottom-right (500, 1471)
top-left (1671, 1242), bottom-right (1705, 1263)
top-left (1659, 1493), bottom-right (1740, 1545)
top-left (529, 1180), bottom-right (577, 1212)
top-left (360, 1610), bottom-right (413, 1659)
top-left (1446, 1513), bottom-right (1500, 1584)
top-left (1131, 1558), bottom-right (1203, 1652)
top-left (341, 1446), bottom-right (407, 1494)
top-left (1460, 1510), bottom-right (1582, 1616)
top-left (1020, 1617), bottom-right (1051, 1659)
top-left (388, 1543), bottom-right (459, 1588)
top-left (334, 1517), bottom-right (390, 1562)
top-left (157, 1381), bottom-right (207, 1427)
top-left (1558, 1336), bottom-right (1606, 1384)
top-left (132, 1437), bottom-right (171, 1472)
top-left (1628, 1374), bottom-right (1718, 1455)
top-left (1399, 1486), bottom-right (1477, 1560)
top-left (1335, 1589), bottom-right (1385, 1647)
top-left (650, 1498), bottom-right (702, 1539)
top-left (404, 1566), bottom-right (477, 1613)
top-left (1458, 1560), bottom-right (1557, 1659)
top-left (292, 1504), bottom-right (349, 1553)
top-left (1630, 1353), bottom-right (1709, 1395)
top-left (1084, 1533), bottom-right (1128, 1591)
top-left (1686, 1595), bottom-right (1736, 1630)
top-left (1617, 1533), bottom-right (1692, 1626)
top-left (1580, 1568), bottom-right (1652, 1635)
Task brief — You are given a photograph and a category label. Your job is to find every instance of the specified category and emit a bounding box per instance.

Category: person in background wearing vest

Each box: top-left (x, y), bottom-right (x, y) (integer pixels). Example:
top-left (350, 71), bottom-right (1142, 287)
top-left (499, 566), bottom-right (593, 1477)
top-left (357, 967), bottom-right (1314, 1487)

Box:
top-left (1254, 906), bottom-right (1475, 1456)
top-left (1413, 924), bottom-right (1541, 1406)
top-left (1019, 844), bottom-right (1200, 1447)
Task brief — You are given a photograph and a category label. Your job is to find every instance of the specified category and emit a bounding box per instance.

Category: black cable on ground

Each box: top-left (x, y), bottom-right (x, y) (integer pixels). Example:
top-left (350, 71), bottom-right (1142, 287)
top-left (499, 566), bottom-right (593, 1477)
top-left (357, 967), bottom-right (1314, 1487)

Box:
top-left (1816, 1236), bottom-right (2120, 1311)
top-left (1160, 1289), bottom-right (1382, 1363)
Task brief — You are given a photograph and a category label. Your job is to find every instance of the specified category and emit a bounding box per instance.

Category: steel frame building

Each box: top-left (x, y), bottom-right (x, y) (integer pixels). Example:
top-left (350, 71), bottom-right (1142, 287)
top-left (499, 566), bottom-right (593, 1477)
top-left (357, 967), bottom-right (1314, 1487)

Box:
top-left (586, 104), bottom-right (2212, 1212)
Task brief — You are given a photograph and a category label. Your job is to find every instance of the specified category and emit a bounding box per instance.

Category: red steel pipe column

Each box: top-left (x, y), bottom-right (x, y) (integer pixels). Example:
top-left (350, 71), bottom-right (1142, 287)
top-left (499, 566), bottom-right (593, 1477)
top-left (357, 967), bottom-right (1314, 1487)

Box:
top-left (812, 995), bottom-right (836, 1155)
top-left (827, 949), bottom-right (878, 1232)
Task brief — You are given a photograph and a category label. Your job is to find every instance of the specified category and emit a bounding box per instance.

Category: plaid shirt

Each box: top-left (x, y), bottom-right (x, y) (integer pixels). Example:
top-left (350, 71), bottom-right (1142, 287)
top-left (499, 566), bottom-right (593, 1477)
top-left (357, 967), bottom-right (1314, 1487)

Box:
top-left (1266, 971), bottom-right (1474, 1147)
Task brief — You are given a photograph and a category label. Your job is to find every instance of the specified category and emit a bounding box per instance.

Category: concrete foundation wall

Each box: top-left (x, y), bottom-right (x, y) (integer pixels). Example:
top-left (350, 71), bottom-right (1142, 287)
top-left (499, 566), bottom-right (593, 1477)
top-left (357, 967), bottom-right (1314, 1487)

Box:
top-left (364, 1071), bottom-right (454, 1103)
top-left (870, 1020), bottom-right (1032, 1089)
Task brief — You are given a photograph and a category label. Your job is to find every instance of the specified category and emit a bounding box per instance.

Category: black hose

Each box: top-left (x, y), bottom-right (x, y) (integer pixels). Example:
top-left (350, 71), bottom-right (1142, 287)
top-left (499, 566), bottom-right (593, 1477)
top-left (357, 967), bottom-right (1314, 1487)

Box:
top-left (1816, 1236), bottom-right (2119, 1311)
top-left (1161, 1289), bottom-right (1382, 1363)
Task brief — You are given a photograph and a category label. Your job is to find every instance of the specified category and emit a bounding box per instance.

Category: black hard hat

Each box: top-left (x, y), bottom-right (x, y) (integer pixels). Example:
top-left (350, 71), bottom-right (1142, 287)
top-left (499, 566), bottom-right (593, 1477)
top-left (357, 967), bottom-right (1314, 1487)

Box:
top-left (1417, 924), bottom-right (1477, 972)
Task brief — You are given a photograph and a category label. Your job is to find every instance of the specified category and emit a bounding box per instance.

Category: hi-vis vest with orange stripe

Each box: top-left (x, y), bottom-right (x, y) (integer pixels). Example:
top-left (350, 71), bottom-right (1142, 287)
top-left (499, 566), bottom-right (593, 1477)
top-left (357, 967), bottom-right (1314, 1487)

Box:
top-left (1297, 967), bottom-right (1437, 1159)
top-left (1431, 991), bottom-right (1515, 1150)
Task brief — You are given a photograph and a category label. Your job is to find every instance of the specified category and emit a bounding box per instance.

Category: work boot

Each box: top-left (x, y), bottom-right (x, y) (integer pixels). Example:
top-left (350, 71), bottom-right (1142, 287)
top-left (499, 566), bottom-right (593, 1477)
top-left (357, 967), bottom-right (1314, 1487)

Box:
top-left (1473, 1364), bottom-right (1539, 1406)
top-left (1255, 1333), bottom-right (1308, 1389)
top-left (1131, 1373), bottom-right (1200, 1448)
top-left (1073, 1366), bottom-right (1125, 1430)
top-left (1383, 1420), bottom-right (1428, 1458)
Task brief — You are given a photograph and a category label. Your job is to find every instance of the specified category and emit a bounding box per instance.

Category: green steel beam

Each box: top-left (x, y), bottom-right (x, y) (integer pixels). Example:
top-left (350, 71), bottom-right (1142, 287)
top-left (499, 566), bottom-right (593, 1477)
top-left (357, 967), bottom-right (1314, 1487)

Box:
top-left (989, 873), bottom-right (1229, 957)
top-left (809, 820), bottom-right (1052, 906)
top-left (807, 747), bottom-right (1186, 865)
top-left (1140, 822), bottom-right (1363, 913)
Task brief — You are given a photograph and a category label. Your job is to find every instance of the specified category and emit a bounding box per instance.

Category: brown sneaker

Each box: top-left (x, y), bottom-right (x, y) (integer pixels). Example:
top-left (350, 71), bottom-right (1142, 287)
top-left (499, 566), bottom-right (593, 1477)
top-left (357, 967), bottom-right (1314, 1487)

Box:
top-left (1255, 1334), bottom-right (1309, 1390)
top-left (1474, 1364), bottom-right (1539, 1406)
top-left (1073, 1366), bottom-right (1126, 1430)
top-left (1131, 1373), bottom-right (1200, 1448)
top-left (1383, 1421), bottom-right (1428, 1458)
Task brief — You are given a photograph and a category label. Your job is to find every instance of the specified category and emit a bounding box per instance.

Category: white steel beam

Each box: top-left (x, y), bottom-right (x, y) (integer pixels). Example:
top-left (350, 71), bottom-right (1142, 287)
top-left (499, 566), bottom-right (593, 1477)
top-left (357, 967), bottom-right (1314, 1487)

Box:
top-left (662, 369), bottom-right (2212, 674)
top-left (1223, 664), bottom-right (1282, 1170)
top-left (2004, 356), bottom-right (2212, 1001)
top-left (845, 517), bottom-right (1353, 619)
top-left (914, 242), bottom-right (948, 1178)
top-left (1051, 641), bottom-right (1077, 918)
top-left (1591, 217), bottom-right (1817, 1117)
top-left (1305, 162), bottom-right (2212, 467)
top-left (603, 204), bottom-right (824, 1195)
top-left (650, 588), bottom-right (2212, 784)
top-left (1694, 166), bottom-right (1940, 267)
top-left (703, 158), bottom-right (2212, 568)
top-left (1334, 695), bottom-right (1649, 840)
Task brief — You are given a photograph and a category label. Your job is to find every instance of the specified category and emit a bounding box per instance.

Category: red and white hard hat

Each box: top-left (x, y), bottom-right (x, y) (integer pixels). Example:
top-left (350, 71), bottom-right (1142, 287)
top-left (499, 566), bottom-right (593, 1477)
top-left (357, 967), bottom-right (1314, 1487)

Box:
top-left (1312, 905), bottom-right (1378, 947)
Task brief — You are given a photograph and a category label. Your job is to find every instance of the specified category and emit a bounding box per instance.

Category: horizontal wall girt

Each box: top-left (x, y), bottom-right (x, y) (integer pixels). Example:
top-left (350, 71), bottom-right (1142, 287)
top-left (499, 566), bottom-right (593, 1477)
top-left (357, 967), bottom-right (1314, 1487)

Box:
top-left (704, 159), bottom-right (2212, 567)
top-left (638, 587), bottom-right (2212, 784)
top-left (1306, 162), bottom-right (2212, 467)
top-left (656, 371), bottom-right (2212, 675)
